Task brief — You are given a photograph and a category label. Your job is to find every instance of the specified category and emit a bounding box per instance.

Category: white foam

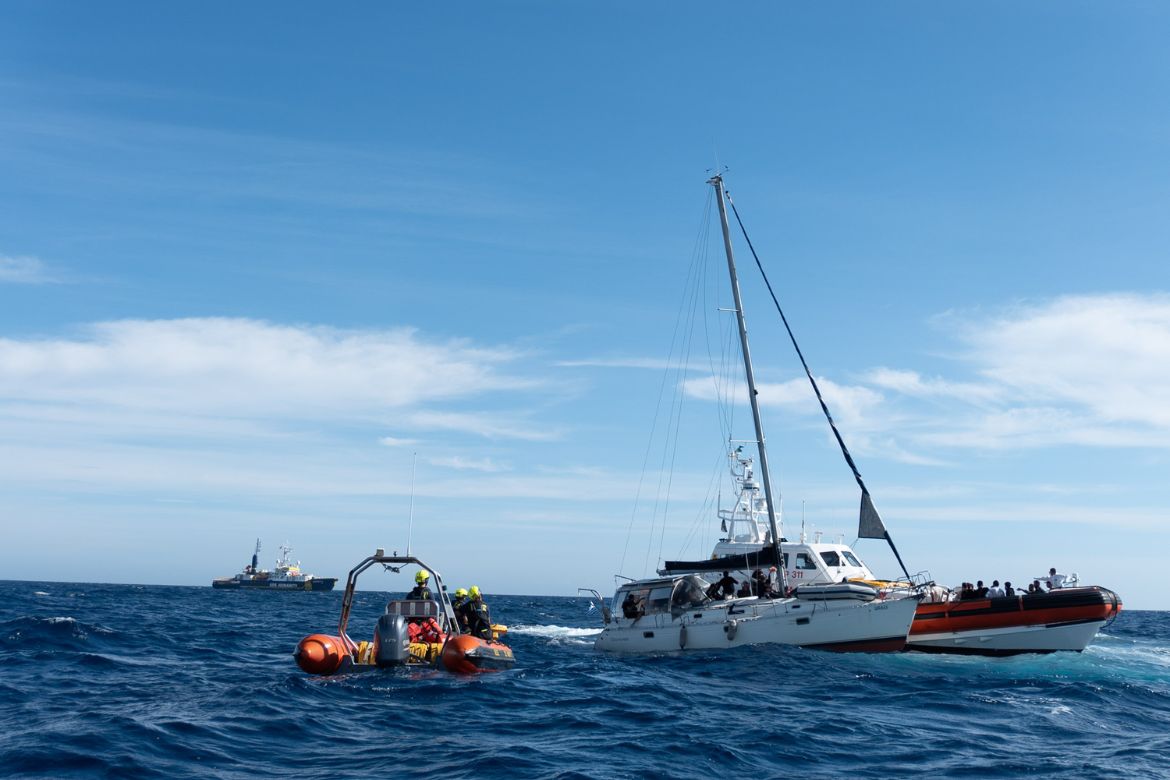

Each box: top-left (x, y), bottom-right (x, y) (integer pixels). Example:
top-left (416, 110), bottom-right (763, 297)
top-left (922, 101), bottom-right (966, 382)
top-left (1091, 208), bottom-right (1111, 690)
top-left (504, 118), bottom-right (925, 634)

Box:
top-left (508, 624), bottom-right (602, 639)
top-left (33, 591), bottom-right (49, 597)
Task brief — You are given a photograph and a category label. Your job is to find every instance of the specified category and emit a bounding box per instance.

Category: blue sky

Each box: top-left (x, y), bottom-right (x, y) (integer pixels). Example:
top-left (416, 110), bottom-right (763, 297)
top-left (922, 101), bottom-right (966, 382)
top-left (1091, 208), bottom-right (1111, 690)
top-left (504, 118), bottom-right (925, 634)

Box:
top-left (2, 3), bottom-right (1168, 609)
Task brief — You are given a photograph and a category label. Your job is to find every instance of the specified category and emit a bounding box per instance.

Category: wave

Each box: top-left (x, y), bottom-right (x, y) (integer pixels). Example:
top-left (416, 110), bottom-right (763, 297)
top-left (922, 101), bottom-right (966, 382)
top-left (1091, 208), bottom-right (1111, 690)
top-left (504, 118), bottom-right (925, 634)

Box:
top-left (2, 615), bottom-right (116, 644)
top-left (508, 624), bottom-right (601, 641)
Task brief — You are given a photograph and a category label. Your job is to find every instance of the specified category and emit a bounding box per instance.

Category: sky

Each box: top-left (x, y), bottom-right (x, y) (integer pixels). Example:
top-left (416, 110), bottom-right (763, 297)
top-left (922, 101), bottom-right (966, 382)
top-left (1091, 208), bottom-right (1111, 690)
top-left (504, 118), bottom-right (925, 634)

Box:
top-left (1, 2), bottom-right (1168, 609)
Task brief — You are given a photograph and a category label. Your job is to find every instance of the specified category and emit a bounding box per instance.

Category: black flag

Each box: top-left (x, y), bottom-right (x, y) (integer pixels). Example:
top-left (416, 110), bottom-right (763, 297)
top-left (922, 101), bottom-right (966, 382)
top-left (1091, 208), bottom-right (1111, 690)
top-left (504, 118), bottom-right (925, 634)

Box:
top-left (858, 491), bottom-right (886, 540)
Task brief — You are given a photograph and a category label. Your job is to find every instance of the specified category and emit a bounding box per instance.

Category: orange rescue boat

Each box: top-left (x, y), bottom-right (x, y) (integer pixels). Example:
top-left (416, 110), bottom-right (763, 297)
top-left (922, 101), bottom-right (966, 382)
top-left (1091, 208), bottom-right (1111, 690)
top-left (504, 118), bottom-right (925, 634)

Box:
top-left (293, 549), bottom-right (515, 676)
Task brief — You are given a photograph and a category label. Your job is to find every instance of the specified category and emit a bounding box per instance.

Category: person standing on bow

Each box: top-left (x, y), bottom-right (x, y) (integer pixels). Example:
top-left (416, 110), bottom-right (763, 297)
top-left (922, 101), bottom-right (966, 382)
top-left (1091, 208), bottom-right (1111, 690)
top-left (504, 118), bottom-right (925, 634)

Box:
top-left (407, 569), bottom-right (433, 600)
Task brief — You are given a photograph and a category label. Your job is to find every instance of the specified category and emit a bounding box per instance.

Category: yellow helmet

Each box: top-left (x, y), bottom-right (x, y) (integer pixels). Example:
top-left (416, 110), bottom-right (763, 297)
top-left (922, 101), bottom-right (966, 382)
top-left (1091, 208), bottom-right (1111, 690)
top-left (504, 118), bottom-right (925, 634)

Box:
top-left (415, 570), bottom-right (430, 584)
top-left (454, 588), bottom-right (468, 598)
top-left (469, 585), bottom-right (481, 599)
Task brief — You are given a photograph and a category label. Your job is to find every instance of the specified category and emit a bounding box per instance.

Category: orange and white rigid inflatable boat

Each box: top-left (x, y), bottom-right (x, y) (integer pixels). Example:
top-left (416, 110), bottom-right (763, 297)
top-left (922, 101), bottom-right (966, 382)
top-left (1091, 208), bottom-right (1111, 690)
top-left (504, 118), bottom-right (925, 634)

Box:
top-left (294, 550), bottom-right (514, 676)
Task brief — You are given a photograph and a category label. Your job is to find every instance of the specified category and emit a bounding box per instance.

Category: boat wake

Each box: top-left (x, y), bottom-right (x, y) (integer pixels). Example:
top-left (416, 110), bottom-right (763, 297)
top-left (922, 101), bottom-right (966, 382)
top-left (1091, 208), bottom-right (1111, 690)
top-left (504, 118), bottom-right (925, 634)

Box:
top-left (508, 624), bottom-right (600, 644)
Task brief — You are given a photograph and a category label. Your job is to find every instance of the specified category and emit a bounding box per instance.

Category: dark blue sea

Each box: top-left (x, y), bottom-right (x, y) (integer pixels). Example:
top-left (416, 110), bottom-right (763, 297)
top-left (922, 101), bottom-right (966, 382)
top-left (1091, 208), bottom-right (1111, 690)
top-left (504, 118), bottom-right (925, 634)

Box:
top-left (1, 582), bottom-right (1167, 779)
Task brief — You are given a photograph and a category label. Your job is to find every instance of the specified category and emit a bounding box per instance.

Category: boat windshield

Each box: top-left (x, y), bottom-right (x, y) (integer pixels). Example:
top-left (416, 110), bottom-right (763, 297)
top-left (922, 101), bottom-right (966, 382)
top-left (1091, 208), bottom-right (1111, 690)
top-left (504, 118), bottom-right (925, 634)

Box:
top-left (842, 550), bottom-right (863, 567)
top-left (671, 575), bottom-right (708, 612)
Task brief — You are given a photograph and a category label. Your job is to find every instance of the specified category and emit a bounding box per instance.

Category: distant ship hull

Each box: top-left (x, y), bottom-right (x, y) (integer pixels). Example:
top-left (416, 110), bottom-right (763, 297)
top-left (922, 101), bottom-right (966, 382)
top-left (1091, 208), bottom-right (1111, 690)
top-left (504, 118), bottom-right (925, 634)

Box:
top-left (212, 576), bottom-right (337, 591)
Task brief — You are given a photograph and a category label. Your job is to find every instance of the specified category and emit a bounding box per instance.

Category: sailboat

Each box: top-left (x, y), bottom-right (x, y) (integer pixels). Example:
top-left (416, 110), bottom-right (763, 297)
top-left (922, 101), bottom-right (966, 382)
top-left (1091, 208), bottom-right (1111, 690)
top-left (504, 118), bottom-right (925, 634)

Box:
top-left (588, 174), bottom-right (919, 654)
top-left (648, 178), bottom-right (1123, 656)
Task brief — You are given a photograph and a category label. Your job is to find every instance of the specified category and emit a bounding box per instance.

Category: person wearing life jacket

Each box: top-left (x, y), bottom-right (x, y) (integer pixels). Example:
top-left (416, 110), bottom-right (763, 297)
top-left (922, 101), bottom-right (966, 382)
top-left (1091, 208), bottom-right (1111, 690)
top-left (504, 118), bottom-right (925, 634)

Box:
top-left (462, 585), bottom-right (493, 640)
top-left (451, 588), bottom-right (470, 631)
top-left (417, 616), bottom-right (441, 644)
top-left (407, 569), bottom-right (433, 600)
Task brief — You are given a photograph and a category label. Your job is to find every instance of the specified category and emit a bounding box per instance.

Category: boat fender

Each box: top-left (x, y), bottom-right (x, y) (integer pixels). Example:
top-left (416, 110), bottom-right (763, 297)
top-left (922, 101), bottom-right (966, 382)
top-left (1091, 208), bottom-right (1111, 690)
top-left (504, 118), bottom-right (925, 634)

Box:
top-left (294, 633), bottom-right (347, 675)
top-left (723, 619), bottom-right (738, 641)
top-left (679, 623), bottom-right (687, 650)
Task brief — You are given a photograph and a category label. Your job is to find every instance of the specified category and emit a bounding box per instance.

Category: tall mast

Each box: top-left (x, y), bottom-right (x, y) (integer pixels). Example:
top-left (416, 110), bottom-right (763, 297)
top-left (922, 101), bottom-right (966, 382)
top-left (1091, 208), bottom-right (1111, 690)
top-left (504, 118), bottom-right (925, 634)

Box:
top-left (709, 174), bottom-right (786, 590)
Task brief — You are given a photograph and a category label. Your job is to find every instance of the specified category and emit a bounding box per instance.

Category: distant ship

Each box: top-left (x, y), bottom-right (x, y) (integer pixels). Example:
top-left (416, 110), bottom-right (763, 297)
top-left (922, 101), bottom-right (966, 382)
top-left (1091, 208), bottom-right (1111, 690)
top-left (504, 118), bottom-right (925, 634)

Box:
top-left (212, 539), bottom-right (337, 591)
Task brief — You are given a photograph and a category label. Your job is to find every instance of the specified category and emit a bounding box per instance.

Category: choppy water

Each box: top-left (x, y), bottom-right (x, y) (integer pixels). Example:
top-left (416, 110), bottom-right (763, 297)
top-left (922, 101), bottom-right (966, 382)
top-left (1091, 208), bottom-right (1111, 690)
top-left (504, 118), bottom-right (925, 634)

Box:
top-left (1, 581), bottom-right (1167, 779)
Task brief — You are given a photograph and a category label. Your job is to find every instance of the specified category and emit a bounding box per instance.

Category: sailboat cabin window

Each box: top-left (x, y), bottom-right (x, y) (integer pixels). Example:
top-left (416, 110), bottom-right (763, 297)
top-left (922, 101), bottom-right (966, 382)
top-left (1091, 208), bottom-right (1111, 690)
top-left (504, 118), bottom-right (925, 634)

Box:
top-left (820, 551), bottom-right (841, 567)
top-left (646, 586), bottom-right (675, 614)
top-left (795, 553), bottom-right (818, 570)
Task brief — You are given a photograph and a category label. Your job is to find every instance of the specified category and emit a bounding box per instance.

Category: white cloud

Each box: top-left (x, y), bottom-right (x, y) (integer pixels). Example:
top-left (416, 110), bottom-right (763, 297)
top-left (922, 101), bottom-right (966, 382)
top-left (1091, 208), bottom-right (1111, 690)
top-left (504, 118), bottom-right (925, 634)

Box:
top-left (427, 455), bottom-right (512, 473)
top-left (0, 254), bottom-right (56, 284)
top-left (0, 317), bottom-right (534, 421)
top-left (379, 436), bottom-right (419, 447)
top-left (963, 293), bottom-right (1170, 428)
top-left (681, 374), bottom-right (885, 430)
top-left (678, 293), bottom-right (1170, 456)
top-left (863, 368), bottom-right (1001, 405)
top-left (405, 410), bottom-right (562, 441)
top-left (555, 357), bottom-right (682, 370)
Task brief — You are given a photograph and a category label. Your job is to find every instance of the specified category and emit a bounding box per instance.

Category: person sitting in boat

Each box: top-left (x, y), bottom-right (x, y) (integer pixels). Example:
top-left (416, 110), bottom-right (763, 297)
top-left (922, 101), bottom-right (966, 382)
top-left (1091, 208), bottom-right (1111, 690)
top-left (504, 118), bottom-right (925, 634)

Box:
top-left (406, 616), bottom-right (442, 644)
top-left (714, 571), bottom-right (737, 599)
top-left (622, 592), bottom-right (645, 619)
top-left (987, 580), bottom-right (1004, 598)
top-left (407, 570), bottom-right (433, 600)
top-left (1027, 580), bottom-right (1045, 595)
top-left (1044, 567), bottom-right (1067, 590)
top-left (462, 585), bottom-right (493, 640)
top-left (1003, 581), bottom-right (1016, 597)
top-left (750, 568), bottom-right (767, 597)
top-left (736, 579), bottom-right (752, 598)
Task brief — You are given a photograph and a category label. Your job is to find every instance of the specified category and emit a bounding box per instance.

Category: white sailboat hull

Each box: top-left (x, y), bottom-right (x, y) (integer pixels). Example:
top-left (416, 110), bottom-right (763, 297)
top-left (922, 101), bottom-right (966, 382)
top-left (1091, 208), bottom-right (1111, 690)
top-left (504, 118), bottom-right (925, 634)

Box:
top-left (595, 594), bottom-right (917, 654)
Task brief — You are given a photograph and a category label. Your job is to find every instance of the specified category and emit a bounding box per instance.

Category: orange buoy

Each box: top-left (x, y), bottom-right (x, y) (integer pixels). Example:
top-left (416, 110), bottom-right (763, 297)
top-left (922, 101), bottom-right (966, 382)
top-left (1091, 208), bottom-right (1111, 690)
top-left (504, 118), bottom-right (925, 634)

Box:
top-left (440, 634), bottom-right (515, 674)
top-left (294, 634), bottom-right (348, 675)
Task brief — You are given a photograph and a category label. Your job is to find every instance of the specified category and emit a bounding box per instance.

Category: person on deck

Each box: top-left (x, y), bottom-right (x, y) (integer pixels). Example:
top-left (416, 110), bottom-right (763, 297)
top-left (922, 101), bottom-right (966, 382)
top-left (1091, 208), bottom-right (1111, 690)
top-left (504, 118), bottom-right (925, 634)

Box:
top-left (987, 580), bottom-right (1004, 598)
top-left (621, 592), bottom-right (644, 619)
top-left (462, 585), bottom-right (493, 640)
top-left (1045, 568), bottom-right (1067, 590)
top-left (1003, 581), bottom-right (1016, 598)
top-left (407, 570), bottom-right (433, 600)
top-left (714, 571), bottom-right (737, 599)
top-left (737, 580), bottom-right (752, 597)
top-left (751, 568), bottom-right (769, 597)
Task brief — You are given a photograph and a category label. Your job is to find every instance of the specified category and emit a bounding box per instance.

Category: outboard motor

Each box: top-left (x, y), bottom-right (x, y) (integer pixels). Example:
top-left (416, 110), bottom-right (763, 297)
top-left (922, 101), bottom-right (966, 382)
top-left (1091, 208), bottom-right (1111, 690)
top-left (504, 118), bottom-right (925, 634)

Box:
top-left (374, 614), bottom-right (411, 667)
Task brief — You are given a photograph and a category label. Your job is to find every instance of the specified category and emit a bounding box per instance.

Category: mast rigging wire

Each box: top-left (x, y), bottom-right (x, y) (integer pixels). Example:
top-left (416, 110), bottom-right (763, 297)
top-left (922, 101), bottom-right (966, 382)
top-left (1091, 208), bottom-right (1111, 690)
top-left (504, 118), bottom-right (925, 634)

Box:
top-left (722, 188), bottom-right (912, 581)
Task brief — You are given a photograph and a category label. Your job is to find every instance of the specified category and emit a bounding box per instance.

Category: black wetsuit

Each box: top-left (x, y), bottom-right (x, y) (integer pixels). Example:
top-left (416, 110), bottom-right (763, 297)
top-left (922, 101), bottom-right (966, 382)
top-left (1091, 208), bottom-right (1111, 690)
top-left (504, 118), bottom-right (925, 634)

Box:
top-left (407, 584), bottom-right (432, 600)
top-left (462, 598), bottom-right (492, 639)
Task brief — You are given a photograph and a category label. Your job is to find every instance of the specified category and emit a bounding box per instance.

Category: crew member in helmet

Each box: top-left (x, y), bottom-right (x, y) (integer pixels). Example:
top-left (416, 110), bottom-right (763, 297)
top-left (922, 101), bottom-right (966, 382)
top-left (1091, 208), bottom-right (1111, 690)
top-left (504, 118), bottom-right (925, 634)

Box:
top-left (451, 587), bottom-right (470, 630)
top-left (407, 569), bottom-right (433, 600)
top-left (462, 585), bottom-right (493, 640)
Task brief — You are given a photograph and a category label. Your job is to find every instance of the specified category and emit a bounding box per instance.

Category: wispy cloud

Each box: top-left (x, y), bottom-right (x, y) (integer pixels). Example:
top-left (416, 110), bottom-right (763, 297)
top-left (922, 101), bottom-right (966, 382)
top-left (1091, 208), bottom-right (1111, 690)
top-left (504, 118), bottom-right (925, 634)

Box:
top-left (675, 293), bottom-right (1170, 457)
top-left (556, 357), bottom-right (683, 370)
top-left (405, 410), bottom-right (562, 441)
top-left (0, 318), bottom-right (534, 420)
top-left (0, 254), bottom-right (56, 284)
top-left (379, 436), bottom-right (420, 448)
top-left (427, 455), bottom-right (512, 473)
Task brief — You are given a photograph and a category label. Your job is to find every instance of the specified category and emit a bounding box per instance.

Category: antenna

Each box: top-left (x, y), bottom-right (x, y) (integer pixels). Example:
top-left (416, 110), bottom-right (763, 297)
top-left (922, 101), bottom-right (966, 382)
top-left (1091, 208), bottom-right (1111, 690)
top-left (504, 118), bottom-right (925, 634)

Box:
top-left (406, 452), bottom-right (418, 556)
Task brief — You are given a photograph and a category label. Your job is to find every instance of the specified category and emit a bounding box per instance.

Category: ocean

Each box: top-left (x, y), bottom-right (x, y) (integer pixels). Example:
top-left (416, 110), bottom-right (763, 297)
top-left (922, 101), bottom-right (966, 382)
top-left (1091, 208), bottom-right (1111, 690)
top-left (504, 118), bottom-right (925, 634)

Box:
top-left (1, 581), bottom-right (1167, 779)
